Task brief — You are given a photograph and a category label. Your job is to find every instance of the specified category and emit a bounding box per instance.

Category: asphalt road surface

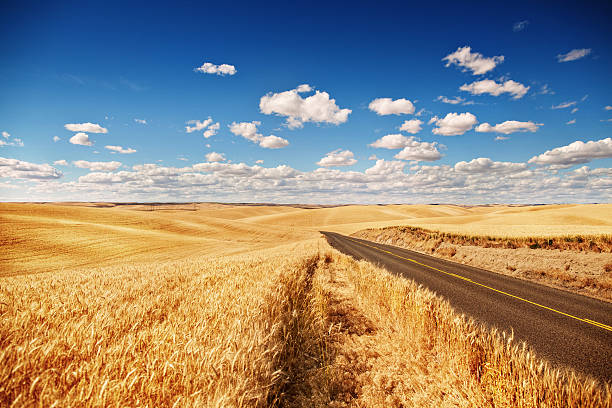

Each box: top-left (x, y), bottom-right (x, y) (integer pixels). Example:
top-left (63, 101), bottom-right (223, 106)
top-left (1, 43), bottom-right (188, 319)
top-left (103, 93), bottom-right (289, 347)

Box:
top-left (322, 231), bottom-right (612, 382)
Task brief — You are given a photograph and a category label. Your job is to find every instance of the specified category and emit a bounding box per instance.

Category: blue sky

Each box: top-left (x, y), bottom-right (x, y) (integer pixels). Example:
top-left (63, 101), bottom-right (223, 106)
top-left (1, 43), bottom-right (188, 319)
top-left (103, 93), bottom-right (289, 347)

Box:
top-left (1, 0), bottom-right (611, 203)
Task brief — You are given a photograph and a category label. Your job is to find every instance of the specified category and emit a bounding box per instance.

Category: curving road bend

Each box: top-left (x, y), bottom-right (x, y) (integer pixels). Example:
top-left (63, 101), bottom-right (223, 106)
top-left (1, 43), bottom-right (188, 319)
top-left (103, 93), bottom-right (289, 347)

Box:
top-left (322, 231), bottom-right (612, 382)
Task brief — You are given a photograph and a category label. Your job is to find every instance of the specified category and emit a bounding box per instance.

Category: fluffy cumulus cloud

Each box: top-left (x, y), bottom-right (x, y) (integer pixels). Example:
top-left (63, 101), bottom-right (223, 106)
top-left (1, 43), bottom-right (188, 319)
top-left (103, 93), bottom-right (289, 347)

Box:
top-left (395, 143), bottom-right (442, 162)
top-left (365, 159), bottom-right (406, 176)
top-left (454, 158), bottom-right (527, 174)
top-left (203, 122), bottom-right (220, 138)
top-left (229, 121), bottom-right (289, 149)
top-left (105, 145), bottom-right (137, 154)
top-left (73, 160), bottom-right (122, 171)
top-left (369, 134), bottom-right (442, 162)
top-left (431, 112), bottom-right (478, 136)
top-left (442, 46), bottom-right (504, 75)
top-left (1, 132), bottom-right (9, 139)
top-left (0, 157), bottom-right (62, 179)
top-left (528, 138), bottom-right (612, 168)
top-left (186, 118), bottom-right (212, 132)
top-left (259, 84), bottom-right (351, 128)
top-left (53, 160), bottom-right (69, 166)
top-left (557, 48), bottom-right (591, 63)
top-left (368, 98), bottom-right (415, 115)
top-left (316, 149), bottom-right (357, 167)
top-left (9, 154), bottom-right (611, 204)
top-left (475, 120), bottom-right (541, 135)
top-left (64, 123), bottom-right (108, 133)
top-left (370, 134), bottom-right (415, 149)
top-left (205, 152), bottom-right (226, 162)
top-left (69, 132), bottom-right (93, 146)
top-left (399, 119), bottom-right (423, 134)
top-left (194, 62), bottom-right (236, 75)
top-left (460, 79), bottom-right (529, 99)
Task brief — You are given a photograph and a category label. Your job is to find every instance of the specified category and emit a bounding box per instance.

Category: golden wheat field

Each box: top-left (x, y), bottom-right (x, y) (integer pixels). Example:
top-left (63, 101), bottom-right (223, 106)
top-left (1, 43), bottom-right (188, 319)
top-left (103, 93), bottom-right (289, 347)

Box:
top-left (1, 202), bottom-right (612, 406)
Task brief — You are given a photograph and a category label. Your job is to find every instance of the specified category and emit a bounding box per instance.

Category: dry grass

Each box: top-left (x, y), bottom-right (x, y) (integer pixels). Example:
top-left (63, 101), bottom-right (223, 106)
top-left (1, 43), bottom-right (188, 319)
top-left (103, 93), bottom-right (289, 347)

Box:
top-left (361, 226), bottom-right (612, 253)
top-left (2, 203), bottom-right (612, 406)
top-left (306, 248), bottom-right (611, 407)
top-left (3, 240), bottom-right (609, 407)
top-left (0, 241), bottom-right (331, 407)
top-left (353, 226), bottom-right (612, 301)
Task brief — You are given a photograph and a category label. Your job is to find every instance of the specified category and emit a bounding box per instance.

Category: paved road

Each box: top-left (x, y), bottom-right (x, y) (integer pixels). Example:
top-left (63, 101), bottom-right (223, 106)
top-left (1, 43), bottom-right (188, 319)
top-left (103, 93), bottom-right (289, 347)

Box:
top-left (322, 231), bottom-right (612, 382)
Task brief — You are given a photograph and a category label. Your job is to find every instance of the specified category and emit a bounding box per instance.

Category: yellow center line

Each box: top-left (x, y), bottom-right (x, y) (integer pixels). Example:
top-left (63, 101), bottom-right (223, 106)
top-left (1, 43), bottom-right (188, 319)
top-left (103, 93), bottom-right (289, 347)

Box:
top-left (344, 236), bottom-right (612, 333)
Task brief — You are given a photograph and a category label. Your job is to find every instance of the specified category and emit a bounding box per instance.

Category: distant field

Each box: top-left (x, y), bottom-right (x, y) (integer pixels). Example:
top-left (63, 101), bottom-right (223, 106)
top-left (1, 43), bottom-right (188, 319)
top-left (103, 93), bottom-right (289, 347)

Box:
top-left (2, 202), bottom-right (612, 276)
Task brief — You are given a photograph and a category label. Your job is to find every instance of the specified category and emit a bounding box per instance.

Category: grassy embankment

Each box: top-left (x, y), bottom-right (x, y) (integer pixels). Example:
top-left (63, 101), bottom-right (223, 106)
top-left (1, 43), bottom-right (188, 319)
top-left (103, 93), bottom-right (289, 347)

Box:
top-left (353, 226), bottom-right (612, 301)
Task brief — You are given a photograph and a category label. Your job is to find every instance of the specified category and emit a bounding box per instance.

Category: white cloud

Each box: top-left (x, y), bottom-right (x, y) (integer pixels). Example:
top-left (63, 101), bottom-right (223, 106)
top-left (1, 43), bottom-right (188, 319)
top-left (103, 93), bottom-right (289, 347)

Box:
top-left (365, 159), bottom-right (406, 176)
top-left (260, 85), bottom-right (351, 128)
top-left (105, 145), bottom-right (137, 154)
top-left (604, 106), bottom-right (612, 111)
top-left (230, 121), bottom-right (260, 142)
top-left (194, 62), bottom-right (237, 76)
top-left (0, 157), bottom-right (62, 179)
top-left (437, 96), bottom-right (464, 105)
top-left (427, 116), bottom-right (438, 125)
top-left (53, 160), bottom-right (69, 166)
top-left (203, 122), bottom-right (220, 138)
top-left (571, 108), bottom-right (579, 114)
top-left (528, 138), bottom-right (612, 168)
top-left (296, 84), bottom-right (312, 93)
top-left (475, 120), bottom-right (541, 134)
top-left (370, 134), bottom-right (442, 162)
top-left (442, 46), bottom-right (504, 75)
top-left (495, 136), bottom-right (509, 141)
top-left (53, 136), bottom-right (61, 142)
top-left (229, 121), bottom-right (289, 149)
top-left (394, 144), bottom-right (442, 162)
top-left (73, 160), bottom-right (122, 171)
top-left (255, 159), bottom-right (264, 164)
top-left (551, 101), bottom-right (576, 109)
top-left (11, 155), bottom-right (612, 204)
top-left (186, 118), bottom-right (213, 133)
top-left (0, 132), bottom-right (24, 147)
top-left (134, 118), bottom-right (147, 124)
top-left (369, 134), bottom-right (409, 149)
top-left (258, 135), bottom-right (289, 149)
top-left (455, 158), bottom-right (527, 174)
top-left (64, 123), bottom-right (108, 133)
top-left (431, 112), bottom-right (478, 136)
top-left (368, 154), bottom-right (379, 160)
top-left (513, 20), bottom-right (529, 32)
top-left (368, 98), bottom-right (415, 115)
top-left (566, 119), bottom-right (576, 125)
top-left (205, 152), bottom-right (226, 162)
top-left (399, 119), bottom-right (423, 134)
top-left (316, 149), bottom-right (357, 167)
top-left (69, 132), bottom-right (93, 146)
top-left (460, 79), bottom-right (529, 99)
top-left (557, 48), bottom-right (591, 63)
